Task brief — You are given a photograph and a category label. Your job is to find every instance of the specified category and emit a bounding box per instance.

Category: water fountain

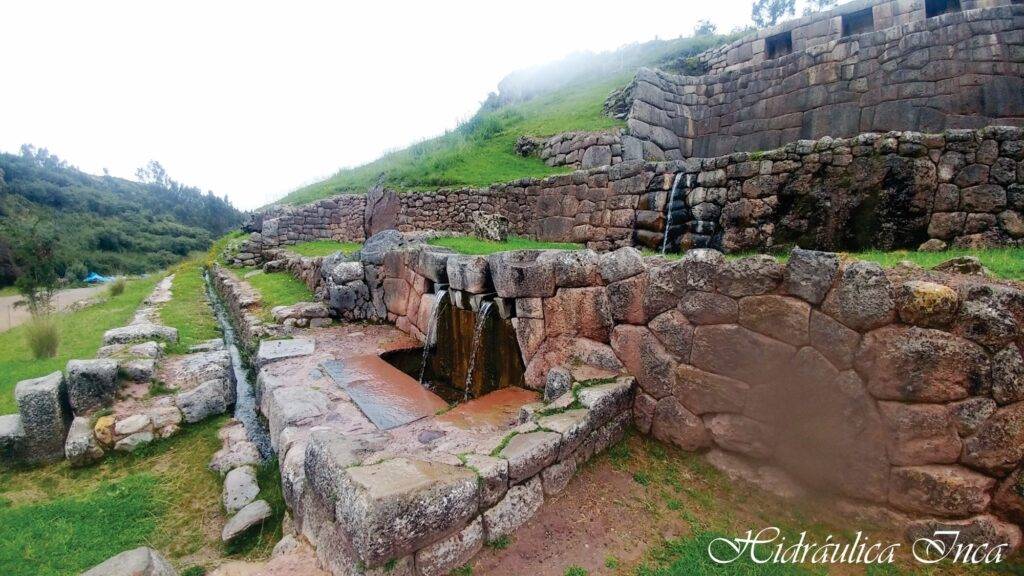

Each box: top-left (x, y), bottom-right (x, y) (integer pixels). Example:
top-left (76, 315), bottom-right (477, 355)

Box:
top-left (661, 172), bottom-right (683, 254)
top-left (203, 272), bottom-right (272, 458)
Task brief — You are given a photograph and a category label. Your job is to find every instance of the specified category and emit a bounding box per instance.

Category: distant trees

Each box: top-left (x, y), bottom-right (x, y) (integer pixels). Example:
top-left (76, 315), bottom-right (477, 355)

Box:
top-left (694, 19), bottom-right (718, 37)
top-left (0, 148), bottom-right (243, 287)
top-left (803, 0), bottom-right (838, 15)
top-left (752, 0), bottom-right (796, 27)
top-left (135, 160), bottom-right (169, 187)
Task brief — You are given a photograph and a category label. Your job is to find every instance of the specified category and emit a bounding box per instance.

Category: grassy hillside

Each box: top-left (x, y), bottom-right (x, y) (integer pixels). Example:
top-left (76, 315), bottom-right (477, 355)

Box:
top-left (0, 149), bottom-right (243, 286)
top-left (278, 34), bottom-right (737, 205)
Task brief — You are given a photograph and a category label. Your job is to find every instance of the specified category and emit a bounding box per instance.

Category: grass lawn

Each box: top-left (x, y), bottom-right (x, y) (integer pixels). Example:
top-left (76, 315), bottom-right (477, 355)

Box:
top-left (427, 235), bottom-right (583, 255)
top-left (239, 269), bottom-right (315, 318)
top-left (0, 276), bottom-right (159, 415)
top-left (160, 256), bottom-right (221, 355)
top-left (0, 416), bottom-right (284, 576)
top-left (286, 240), bottom-right (363, 257)
top-left (0, 286), bottom-right (18, 297)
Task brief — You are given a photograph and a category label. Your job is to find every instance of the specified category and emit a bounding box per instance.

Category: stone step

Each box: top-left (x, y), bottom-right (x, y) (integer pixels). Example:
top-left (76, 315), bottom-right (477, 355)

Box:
top-left (321, 355), bottom-right (448, 430)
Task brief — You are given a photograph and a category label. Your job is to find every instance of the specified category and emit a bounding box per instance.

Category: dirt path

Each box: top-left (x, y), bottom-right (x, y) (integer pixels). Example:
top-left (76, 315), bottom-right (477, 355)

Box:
top-left (0, 285), bottom-right (107, 332)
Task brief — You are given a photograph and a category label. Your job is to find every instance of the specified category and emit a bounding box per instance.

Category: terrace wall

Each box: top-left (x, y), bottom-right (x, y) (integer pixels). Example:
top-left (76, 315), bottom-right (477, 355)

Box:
top-left (244, 127), bottom-right (1024, 256)
top-left (624, 4), bottom-right (1024, 159)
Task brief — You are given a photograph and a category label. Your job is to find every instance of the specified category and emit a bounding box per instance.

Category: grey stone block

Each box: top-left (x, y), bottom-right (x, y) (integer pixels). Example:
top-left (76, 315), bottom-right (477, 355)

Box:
top-left (15, 371), bottom-right (70, 464)
top-left (67, 358), bottom-right (119, 414)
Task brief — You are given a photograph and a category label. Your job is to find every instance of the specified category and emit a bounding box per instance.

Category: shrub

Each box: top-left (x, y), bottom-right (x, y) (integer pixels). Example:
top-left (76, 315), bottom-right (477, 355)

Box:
top-left (108, 277), bottom-right (126, 297)
top-left (25, 315), bottom-right (59, 359)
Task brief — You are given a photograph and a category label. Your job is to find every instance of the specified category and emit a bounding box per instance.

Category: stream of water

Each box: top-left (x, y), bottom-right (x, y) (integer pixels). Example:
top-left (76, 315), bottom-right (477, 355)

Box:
top-left (418, 290), bottom-right (449, 386)
top-left (203, 272), bottom-right (273, 459)
top-left (661, 172), bottom-right (684, 255)
top-left (462, 300), bottom-right (493, 402)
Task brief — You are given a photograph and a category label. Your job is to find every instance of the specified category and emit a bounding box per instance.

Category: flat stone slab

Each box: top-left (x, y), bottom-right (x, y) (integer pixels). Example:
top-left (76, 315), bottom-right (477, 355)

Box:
top-left (321, 355), bottom-right (448, 430)
top-left (256, 338), bottom-right (315, 367)
top-left (81, 546), bottom-right (177, 576)
top-left (103, 323), bottom-right (178, 345)
top-left (436, 387), bottom-right (541, 431)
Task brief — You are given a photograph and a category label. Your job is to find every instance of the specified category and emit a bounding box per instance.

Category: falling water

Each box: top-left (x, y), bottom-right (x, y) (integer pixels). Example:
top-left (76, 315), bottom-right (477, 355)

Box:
top-left (203, 272), bottom-right (272, 459)
top-left (462, 300), bottom-right (493, 402)
top-left (419, 290), bottom-right (449, 386)
top-left (661, 172), bottom-right (684, 255)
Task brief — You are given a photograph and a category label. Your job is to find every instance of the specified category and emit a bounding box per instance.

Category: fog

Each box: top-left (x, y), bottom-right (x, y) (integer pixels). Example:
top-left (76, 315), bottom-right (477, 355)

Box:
top-left (0, 0), bottom-right (828, 209)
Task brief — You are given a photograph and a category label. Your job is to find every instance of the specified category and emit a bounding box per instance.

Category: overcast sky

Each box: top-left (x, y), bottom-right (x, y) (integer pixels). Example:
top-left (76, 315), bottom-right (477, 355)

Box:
top-left (0, 1), bottom-right (821, 209)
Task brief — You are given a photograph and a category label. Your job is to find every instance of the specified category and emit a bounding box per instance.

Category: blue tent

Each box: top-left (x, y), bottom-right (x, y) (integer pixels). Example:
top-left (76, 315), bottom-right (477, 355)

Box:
top-left (83, 272), bottom-right (112, 284)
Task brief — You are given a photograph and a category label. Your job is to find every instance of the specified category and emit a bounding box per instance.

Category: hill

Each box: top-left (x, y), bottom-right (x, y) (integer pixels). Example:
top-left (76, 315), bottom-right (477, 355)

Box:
top-left (276, 32), bottom-right (739, 206)
top-left (0, 148), bottom-right (243, 286)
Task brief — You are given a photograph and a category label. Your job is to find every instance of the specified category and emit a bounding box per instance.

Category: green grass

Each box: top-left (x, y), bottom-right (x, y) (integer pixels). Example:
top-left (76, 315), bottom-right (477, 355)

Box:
top-left (645, 247), bottom-right (1024, 280)
top-left (0, 286), bottom-right (19, 297)
top-left (427, 235), bottom-right (582, 255)
top-left (276, 34), bottom-right (739, 206)
top-left (240, 269), bottom-right (315, 317)
top-left (850, 248), bottom-right (1024, 280)
top-left (160, 256), bottom-right (220, 355)
top-left (0, 276), bottom-right (159, 415)
top-left (0, 417), bottom-right (239, 576)
top-left (286, 240), bottom-right (362, 257)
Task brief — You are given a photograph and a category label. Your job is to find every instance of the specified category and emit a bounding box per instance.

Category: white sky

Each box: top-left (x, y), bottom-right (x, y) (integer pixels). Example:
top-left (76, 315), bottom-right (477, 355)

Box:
top-left (0, 1), bottom-right (816, 209)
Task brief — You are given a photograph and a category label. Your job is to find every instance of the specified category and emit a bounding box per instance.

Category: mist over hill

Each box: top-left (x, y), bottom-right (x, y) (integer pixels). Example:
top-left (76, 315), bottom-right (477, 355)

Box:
top-left (0, 147), bottom-right (243, 286)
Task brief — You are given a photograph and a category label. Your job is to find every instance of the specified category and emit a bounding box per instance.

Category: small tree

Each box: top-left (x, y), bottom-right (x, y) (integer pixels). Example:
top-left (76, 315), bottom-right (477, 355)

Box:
top-left (11, 223), bottom-right (61, 315)
top-left (135, 160), bottom-right (169, 187)
top-left (694, 19), bottom-right (718, 37)
top-left (752, 0), bottom-right (796, 27)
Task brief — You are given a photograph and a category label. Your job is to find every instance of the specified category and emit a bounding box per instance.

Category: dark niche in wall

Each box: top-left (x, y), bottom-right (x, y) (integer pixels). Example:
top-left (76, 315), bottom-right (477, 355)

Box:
top-left (765, 31), bottom-right (793, 60)
top-left (842, 7), bottom-right (875, 37)
top-left (925, 0), bottom-right (961, 18)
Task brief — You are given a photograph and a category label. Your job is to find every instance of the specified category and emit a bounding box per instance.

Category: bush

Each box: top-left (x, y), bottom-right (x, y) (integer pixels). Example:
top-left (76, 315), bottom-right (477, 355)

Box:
top-left (25, 315), bottom-right (59, 359)
top-left (108, 277), bottom-right (126, 297)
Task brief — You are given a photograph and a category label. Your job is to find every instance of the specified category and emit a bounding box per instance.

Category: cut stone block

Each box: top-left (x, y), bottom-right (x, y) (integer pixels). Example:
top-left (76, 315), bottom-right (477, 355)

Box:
top-left (65, 416), bottom-right (104, 467)
top-left (175, 379), bottom-right (230, 423)
top-left (414, 516), bottom-right (484, 576)
top-left (114, 431), bottom-right (154, 452)
top-left (499, 431), bottom-right (561, 483)
top-left (0, 414), bottom-right (25, 460)
top-left (482, 476), bottom-right (543, 542)
top-left (537, 409), bottom-right (591, 460)
top-left (66, 359), bottom-right (119, 414)
top-left (334, 457), bottom-right (479, 567)
top-left (256, 338), bottom-right (315, 367)
top-left (15, 371), bottom-right (70, 464)
top-left (463, 454), bottom-right (509, 508)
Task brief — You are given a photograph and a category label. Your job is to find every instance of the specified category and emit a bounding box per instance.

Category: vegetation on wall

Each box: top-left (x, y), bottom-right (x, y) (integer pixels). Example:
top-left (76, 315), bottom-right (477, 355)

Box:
top-left (0, 148), bottom-right (244, 287)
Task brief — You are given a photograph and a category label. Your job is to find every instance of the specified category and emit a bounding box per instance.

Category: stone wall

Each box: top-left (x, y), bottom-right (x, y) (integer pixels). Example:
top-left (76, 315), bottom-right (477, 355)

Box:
top-left (624, 4), bottom-right (1024, 159)
top-left (702, 0), bottom-right (1014, 75)
top-left (210, 265), bottom-right (281, 353)
top-left (246, 126), bottom-right (1024, 258)
top-left (369, 242), bottom-right (1024, 551)
top-left (237, 195), bottom-right (366, 263)
top-left (533, 130), bottom-right (634, 169)
top-left (642, 127), bottom-right (1024, 253)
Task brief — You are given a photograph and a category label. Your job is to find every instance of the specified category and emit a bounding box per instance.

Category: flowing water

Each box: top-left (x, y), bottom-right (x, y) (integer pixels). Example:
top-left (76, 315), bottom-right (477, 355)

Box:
top-left (661, 172), bottom-right (684, 255)
top-left (418, 290), bottom-right (449, 386)
top-left (204, 272), bottom-right (272, 459)
top-left (463, 300), bottom-right (493, 402)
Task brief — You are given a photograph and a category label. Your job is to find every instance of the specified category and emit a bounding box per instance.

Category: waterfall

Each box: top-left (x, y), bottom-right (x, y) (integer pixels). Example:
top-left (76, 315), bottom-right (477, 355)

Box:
top-left (418, 290), bottom-right (448, 386)
top-left (203, 272), bottom-right (272, 459)
top-left (462, 300), bottom-right (493, 402)
top-left (661, 172), bottom-right (684, 255)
